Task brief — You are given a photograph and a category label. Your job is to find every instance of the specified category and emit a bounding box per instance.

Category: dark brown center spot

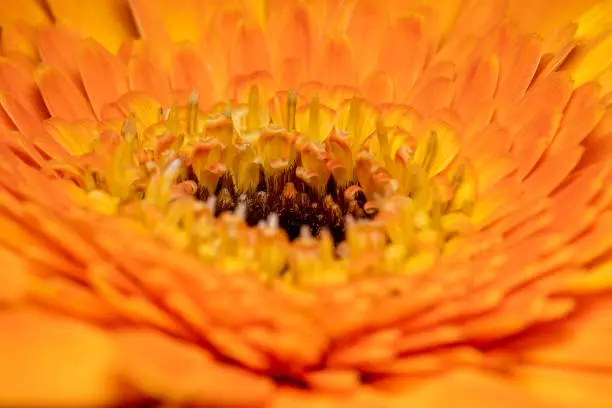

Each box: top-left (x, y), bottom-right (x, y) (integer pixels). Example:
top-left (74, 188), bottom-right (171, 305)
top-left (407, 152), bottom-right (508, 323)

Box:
top-left (185, 162), bottom-right (376, 245)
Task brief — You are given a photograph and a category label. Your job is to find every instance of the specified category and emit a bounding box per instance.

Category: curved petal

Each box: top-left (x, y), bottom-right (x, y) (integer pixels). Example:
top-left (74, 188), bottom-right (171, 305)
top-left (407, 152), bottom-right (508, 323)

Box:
top-left (0, 0), bottom-right (51, 27)
top-left (0, 309), bottom-right (130, 407)
top-left (79, 39), bottom-right (129, 120)
top-left (46, 0), bottom-right (137, 53)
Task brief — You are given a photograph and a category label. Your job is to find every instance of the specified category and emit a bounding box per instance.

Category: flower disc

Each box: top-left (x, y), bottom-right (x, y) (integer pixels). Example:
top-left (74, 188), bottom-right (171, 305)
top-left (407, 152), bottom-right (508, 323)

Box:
top-left (1, 0), bottom-right (612, 406)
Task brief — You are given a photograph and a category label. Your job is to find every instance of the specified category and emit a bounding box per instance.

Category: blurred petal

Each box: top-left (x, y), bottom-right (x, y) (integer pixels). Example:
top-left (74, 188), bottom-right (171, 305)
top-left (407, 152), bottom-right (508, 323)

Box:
top-left (0, 309), bottom-right (130, 407)
top-left (1, 22), bottom-right (39, 62)
top-left (383, 369), bottom-right (556, 407)
top-left (0, 0), bottom-right (51, 26)
top-left (114, 328), bottom-right (275, 406)
top-left (0, 1), bottom-right (610, 407)
top-left (46, 0), bottom-right (137, 52)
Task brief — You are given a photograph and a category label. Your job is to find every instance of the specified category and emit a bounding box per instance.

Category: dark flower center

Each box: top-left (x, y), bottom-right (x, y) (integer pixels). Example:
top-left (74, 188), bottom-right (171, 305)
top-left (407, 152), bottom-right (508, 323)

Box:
top-left (186, 162), bottom-right (376, 244)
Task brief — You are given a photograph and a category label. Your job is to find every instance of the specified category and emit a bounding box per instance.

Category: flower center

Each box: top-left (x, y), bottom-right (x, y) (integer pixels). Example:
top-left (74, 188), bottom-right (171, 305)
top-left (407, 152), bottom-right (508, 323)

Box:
top-left (65, 81), bottom-right (476, 282)
top-left (187, 163), bottom-right (376, 244)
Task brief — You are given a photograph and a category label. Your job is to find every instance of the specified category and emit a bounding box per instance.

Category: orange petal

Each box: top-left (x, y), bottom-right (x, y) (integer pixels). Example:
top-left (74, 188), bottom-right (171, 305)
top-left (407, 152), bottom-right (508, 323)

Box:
top-left (473, 154), bottom-right (517, 195)
top-left (0, 309), bottom-right (129, 406)
top-left (0, 130), bottom-right (48, 168)
top-left (580, 107), bottom-right (612, 168)
top-left (321, 85), bottom-right (361, 111)
top-left (448, 0), bottom-right (507, 41)
top-left (408, 77), bottom-right (455, 117)
top-left (552, 162), bottom-right (610, 213)
top-left (552, 81), bottom-right (604, 152)
top-left (453, 53), bottom-right (499, 124)
top-left (0, 0), bottom-right (50, 26)
top-left (170, 45), bottom-right (216, 109)
top-left (100, 103), bottom-right (126, 122)
top-left (537, 39), bottom-right (579, 80)
top-left (46, 0), bottom-right (137, 53)
top-left (32, 137), bottom-right (71, 163)
top-left (268, 3), bottom-right (314, 73)
top-left (36, 65), bottom-right (95, 120)
top-left (1, 22), bottom-right (39, 62)
top-left (79, 39), bottom-right (129, 120)
top-left (0, 58), bottom-right (48, 119)
top-left (386, 368), bottom-right (554, 407)
top-left (114, 328), bottom-right (274, 405)
top-left (432, 35), bottom-right (478, 71)
top-left (463, 123), bottom-right (511, 157)
top-left (305, 369), bottom-right (360, 393)
top-left (523, 146), bottom-right (584, 199)
top-left (0, 105), bottom-right (16, 131)
top-left (496, 34), bottom-right (542, 108)
top-left (278, 58), bottom-right (306, 90)
top-left (314, 34), bottom-right (357, 88)
top-left (512, 110), bottom-right (562, 180)
top-left (128, 55), bottom-right (171, 106)
top-left (361, 70), bottom-right (395, 105)
top-left (378, 15), bottom-right (428, 101)
top-left (43, 119), bottom-right (98, 156)
top-left (568, 211), bottom-right (612, 265)
top-left (346, 0), bottom-right (387, 82)
top-left (230, 19), bottom-right (271, 77)
top-left (270, 386), bottom-right (380, 408)
top-left (0, 93), bottom-right (44, 139)
top-left (409, 61), bottom-right (455, 105)
top-left (37, 25), bottom-right (83, 87)
top-left (0, 247), bottom-right (30, 305)
top-left (128, 0), bottom-right (172, 44)
top-left (130, 0), bottom-right (211, 44)
top-left (503, 71), bottom-right (573, 133)
top-left (472, 177), bottom-right (523, 227)
top-left (28, 268), bottom-right (125, 323)
top-left (506, 293), bottom-right (612, 390)
top-left (515, 364), bottom-right (612, 407)
top-left (587, 103), bottom-right (612, 143)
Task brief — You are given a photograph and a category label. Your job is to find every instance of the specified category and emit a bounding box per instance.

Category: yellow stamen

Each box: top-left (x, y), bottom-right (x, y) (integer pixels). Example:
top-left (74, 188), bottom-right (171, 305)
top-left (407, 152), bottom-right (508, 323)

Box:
top-left (286, 89), bottom-right (297, 131)
top-left (186, 89), bottom-right (199, 138)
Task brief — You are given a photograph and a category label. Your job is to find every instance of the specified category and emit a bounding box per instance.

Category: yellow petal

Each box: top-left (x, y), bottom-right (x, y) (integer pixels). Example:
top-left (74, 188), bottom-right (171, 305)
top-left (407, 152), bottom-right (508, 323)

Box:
top-left (0, 0), bottom-right (50, 26)
top-left (574, 0), bottom-right (612, 40)
top-left (572, 33), bottom-right (612, 87)
top-left (43, 119), bottom-right (98, 156)
top-left (413, 121), bottom-right (460, 177)
top-left (130, 0), bottom-right (213, 44)
top-left (46, 0), bottom-right (137, 53)
top-left (507, 0), bottom-right (602, 35)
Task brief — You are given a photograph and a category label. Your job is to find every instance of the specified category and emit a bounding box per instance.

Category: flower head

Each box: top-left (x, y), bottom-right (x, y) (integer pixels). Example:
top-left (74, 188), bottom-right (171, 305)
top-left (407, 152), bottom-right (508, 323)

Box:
top-left (1, 0), bottom-right (612, 406)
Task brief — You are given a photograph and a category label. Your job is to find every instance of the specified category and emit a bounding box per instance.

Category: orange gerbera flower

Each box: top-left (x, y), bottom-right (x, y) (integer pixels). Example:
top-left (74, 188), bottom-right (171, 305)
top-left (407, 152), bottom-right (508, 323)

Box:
top-left (1, 0), bottom-right (612, 406)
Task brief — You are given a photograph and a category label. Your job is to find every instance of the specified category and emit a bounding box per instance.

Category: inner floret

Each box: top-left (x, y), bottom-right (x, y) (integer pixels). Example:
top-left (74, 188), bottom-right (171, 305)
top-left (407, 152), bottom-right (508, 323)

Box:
top-left (187, 163), bottom-right (375, 244)
top-left (55, 79), bottom-right (477, 283)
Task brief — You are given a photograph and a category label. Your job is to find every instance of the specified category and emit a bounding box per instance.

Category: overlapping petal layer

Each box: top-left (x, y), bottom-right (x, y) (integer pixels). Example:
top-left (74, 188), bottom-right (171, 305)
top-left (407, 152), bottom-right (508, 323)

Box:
top-left (1, 0), bottom-right (612, 406)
